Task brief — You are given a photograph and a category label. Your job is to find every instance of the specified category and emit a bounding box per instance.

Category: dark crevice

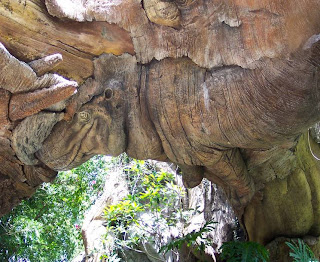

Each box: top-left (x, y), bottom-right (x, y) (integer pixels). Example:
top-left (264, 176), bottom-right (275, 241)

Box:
top-left (248, 8), bottom-right (280, 18)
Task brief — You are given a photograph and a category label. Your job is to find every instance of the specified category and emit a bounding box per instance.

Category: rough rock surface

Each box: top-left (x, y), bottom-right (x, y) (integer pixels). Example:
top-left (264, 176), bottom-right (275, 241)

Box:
top-left (81, 171), bottom-right (129, 262)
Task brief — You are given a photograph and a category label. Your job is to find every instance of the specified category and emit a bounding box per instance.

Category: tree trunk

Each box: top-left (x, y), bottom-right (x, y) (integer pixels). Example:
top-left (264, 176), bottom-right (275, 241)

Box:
top-left (1, 0), bottom-right (320, 258)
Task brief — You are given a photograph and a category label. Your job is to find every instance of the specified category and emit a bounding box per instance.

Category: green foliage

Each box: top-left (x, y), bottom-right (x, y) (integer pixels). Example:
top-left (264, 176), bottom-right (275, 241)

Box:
top-left (102, 159), bottom-right (190, 259)
top-left (159, 220), bottom-right (216, 255)
top-left (0, 156), bottom-right (109, 262)
top-left (104, 200), bottom-right (144, 229)
top-left (219, 241), bottom-right (269, 262)
top-left (100, 253), bottom-right (122, 262)
top-left (286, 239), bottom-right (318, 262)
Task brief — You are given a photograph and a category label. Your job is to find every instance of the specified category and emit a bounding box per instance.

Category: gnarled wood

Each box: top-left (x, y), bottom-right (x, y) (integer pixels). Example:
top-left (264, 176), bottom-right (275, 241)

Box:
top-left (0, 42), bottom-right (77, 216)
top-left (0, 0), bottom-right (134, 82)
top-left (1, 1), bottom-right (320, 259)
top-left (44, 0), bottom-right (320, 70)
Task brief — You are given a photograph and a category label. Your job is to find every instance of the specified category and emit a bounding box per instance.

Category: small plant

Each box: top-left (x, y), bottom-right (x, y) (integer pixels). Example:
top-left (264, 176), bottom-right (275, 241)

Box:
top-left (219, 241), bottom-right (269, 262)
top-left (159, 220), bottom-right (216, 255)
top-left (104, 200), bottom-right (144, 230)
top-left (286, 239), bottom-right (318, 262)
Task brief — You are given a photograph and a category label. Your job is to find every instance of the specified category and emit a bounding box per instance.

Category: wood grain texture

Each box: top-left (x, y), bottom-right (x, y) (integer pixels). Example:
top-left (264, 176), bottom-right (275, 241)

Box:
top-left (9, 78), bottom-right (77, 121)
top-left (12, 112), bottom-right (64, 165)
top-left (0, 0), bottom-right (134, 82)
top-left (28, 53), bottom-right (62, 76)
top-left (0, 89), bottom-right (10, 129)
top-left (36, 44), bottom-right (320, 239)
top-left (44, 0), bottom-right (320, 70)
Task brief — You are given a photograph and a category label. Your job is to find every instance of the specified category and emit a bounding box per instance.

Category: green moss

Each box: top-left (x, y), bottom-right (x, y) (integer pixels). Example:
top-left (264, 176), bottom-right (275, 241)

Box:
top-left (245, 132), bottom-right (320, 244)
top-left (296, 133), bottom-right (320, 234)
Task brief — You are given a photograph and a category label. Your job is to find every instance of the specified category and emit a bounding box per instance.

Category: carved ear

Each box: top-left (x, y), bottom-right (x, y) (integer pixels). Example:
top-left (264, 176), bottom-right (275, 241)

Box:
top-left (12, 112), bottom-right (64, 165)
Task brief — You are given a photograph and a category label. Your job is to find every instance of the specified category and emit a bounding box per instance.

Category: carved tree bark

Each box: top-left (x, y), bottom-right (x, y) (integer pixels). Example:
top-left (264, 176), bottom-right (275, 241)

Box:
top-left (1, 0), bottom-right (320, 257)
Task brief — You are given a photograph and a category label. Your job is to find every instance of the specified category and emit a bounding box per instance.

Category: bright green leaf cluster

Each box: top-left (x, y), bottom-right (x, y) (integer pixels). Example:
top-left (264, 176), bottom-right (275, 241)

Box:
top-left (104, 200), bottom-right (145, 230)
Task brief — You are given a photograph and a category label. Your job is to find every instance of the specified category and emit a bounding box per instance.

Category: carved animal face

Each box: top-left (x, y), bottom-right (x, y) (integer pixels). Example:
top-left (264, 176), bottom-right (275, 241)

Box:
top-left (36, 88), bottom-right (126, 171)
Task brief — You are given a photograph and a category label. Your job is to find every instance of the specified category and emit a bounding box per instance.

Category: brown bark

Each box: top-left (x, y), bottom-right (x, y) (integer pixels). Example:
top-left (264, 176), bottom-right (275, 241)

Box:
top-left (0, 0), bottom-right (134, 82)
top-left (1, 0), bottom-right (320, 258)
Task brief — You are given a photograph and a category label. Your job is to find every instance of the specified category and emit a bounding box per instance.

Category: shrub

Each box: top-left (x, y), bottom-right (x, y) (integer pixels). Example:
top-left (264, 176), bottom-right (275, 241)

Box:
top-left (219, 241), bottom-right (269, 262)
top-left (159, 220), bottom-right (216, 256)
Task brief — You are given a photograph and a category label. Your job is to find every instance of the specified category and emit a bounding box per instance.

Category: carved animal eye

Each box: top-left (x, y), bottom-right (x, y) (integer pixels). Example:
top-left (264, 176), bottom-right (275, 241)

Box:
top-left (104, 88), bottom-right (113, 100)
top-left (78, 111), bottom-right (91, 123)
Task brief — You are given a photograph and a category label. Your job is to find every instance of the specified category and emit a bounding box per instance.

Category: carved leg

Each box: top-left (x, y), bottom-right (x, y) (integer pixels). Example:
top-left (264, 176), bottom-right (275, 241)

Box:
top-left (204, 149), bottom-right (255, 216)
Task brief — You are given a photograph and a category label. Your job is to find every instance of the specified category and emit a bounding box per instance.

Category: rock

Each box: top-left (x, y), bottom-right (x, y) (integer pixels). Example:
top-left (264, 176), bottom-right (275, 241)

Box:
top-left (81, 171), bottom-right (129, 261)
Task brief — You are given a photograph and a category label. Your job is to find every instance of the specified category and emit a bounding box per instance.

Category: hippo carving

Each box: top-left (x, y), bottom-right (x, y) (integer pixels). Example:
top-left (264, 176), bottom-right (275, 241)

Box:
top-left (35, 40), bottom-right (320, 226)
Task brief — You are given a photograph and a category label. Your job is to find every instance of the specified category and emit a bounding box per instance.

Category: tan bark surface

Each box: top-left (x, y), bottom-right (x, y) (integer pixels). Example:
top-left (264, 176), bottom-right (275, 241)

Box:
top-left (0, 0), bottom-right (134, 82)
top-left (1, 0), bottom-right (320, 255)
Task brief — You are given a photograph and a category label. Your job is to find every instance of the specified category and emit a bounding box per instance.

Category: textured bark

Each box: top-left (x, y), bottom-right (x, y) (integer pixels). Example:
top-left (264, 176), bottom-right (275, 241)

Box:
top-left (1, 0), bottom-right (320, 258)
top-left (0, 0), bottom-right (134, 82)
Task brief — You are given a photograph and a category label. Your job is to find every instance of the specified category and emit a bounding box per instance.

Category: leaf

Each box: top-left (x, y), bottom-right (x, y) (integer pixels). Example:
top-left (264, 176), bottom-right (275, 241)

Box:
top-left (286, 239), bottom-right (318, 262)
top-left (159, 221), bottom-right (216, 255)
